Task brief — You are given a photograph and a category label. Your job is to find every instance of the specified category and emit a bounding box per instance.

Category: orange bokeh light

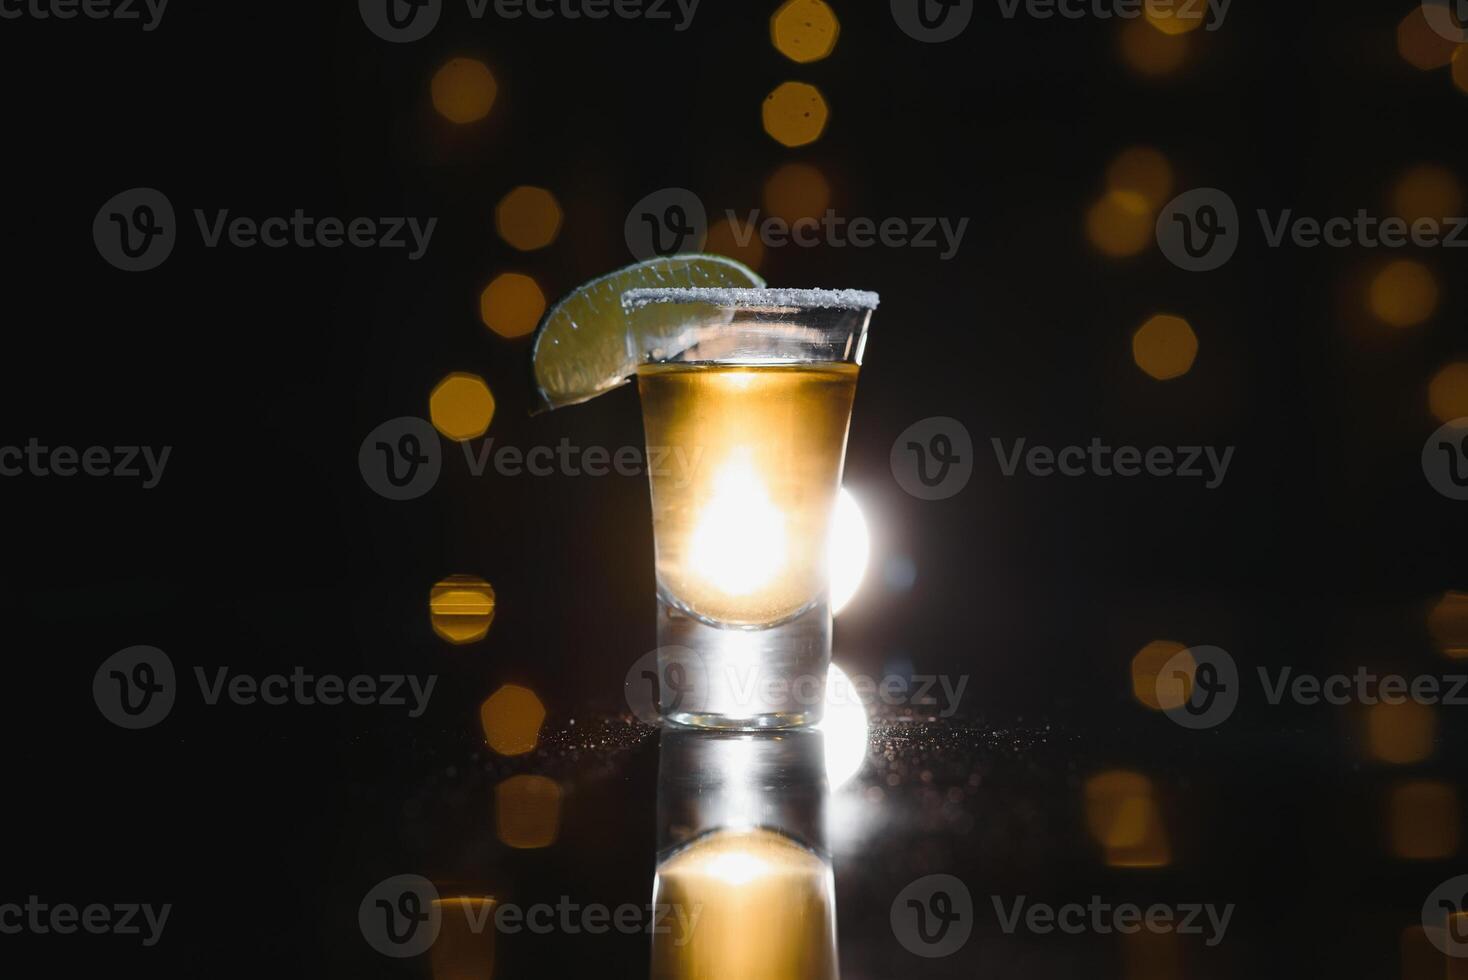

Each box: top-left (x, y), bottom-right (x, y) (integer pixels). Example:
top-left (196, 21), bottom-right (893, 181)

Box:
top-left (1132, 314), bottom-right (1198, 381)
top-left (480, 272), bottom-right (547, 339)
top-left (1369, 259), bottom-right (1439, 329)
top-left (480, 684), bottom-right (545, 756)
top-left (495, 186), bottom-right (563, 251)
top-left (1086, 190), bottom-right (1154, 258)
top-left (429, 575), bottom-right (496, 644)
top-left (429, 373), bottom-right (496, 442)
top-left (431, 58), bottom-right (498, 124)
top-left (763, 82), bottom-right (829, 148)
top-left (770, 0), bottom-right (839, 64)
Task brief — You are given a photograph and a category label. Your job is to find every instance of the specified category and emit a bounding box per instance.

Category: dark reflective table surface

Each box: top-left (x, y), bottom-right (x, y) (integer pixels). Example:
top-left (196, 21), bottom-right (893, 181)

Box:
top-left (166, 688), bottom-right (1455, 979)
top-left (9, 588), bottom-right (1467, 979)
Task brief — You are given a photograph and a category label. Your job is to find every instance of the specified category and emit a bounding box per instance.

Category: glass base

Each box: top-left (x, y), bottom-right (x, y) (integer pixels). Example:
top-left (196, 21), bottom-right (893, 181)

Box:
top-left (655, 598), bottom-right (831, 730)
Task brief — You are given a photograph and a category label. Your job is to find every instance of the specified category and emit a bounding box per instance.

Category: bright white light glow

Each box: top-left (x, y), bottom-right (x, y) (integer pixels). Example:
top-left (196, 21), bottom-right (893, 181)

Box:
top-left (819, 663), bottom-right (869, 789)
top-left (689, 449), bottom-right (787, 596)
top-left (828, 488), bottom-right (870, 615)
top-left (702, 850), bottom-right (770, 885)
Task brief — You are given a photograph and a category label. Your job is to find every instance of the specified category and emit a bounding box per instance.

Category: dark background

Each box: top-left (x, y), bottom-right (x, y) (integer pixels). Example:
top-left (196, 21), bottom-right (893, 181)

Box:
top-left (2, 1), bottom-right (1465, 977)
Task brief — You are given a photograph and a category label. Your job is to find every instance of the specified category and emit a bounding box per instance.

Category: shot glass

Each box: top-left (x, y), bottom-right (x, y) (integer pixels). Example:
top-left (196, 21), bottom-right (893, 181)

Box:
top-left (622, 287), bottom-right (877, 729)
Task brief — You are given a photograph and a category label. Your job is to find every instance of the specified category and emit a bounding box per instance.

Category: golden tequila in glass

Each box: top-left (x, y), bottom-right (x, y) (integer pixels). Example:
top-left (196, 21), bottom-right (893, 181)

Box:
top-left (623, 287), bottom-right (876, 729)
top-left (637, 363), bottom-right (858, 627)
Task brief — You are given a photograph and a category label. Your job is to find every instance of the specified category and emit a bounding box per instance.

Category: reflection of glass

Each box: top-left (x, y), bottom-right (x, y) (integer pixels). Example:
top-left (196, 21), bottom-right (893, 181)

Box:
top-left (651, 730), bottom-right (837, 979)
top-left (652, 828), bottom-right (837, 980)
top-left (626, 288), bottom-right (877, 730)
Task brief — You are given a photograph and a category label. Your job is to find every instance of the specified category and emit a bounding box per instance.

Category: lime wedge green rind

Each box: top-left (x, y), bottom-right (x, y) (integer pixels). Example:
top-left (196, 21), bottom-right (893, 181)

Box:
top-left (531, 254), bottom-right (764, 410)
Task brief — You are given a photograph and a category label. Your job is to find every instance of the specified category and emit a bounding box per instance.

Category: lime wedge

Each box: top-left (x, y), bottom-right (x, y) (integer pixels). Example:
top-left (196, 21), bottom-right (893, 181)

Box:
top-left (531, 255), bottom-right (764, 410)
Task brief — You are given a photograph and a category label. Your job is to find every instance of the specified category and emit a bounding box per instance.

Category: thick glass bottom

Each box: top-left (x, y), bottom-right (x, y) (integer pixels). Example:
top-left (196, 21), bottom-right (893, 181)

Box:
top-left (654, 597), bottom-right (832, 730)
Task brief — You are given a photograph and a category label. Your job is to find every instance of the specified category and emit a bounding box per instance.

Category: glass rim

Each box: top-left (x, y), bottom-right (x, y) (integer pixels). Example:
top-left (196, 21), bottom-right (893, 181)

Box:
top-left (621, 286), bottom-right (879, 314)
